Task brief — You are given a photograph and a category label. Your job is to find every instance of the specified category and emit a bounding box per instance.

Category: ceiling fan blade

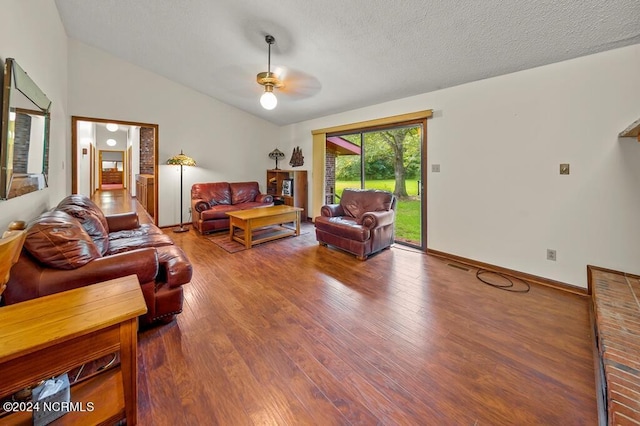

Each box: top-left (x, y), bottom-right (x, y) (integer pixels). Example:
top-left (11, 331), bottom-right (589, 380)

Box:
top-left (276, 68), bottom-right (321, 100)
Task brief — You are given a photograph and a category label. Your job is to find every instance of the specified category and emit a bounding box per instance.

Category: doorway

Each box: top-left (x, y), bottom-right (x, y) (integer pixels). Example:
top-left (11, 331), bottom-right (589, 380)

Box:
top-left (99, 150), bottom-right (124, 190)
top-left (71, 116), bottom-right (159, 223)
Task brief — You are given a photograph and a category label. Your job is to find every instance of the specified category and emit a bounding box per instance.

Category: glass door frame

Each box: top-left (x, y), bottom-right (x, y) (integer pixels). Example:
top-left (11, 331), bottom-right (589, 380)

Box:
top-left (327, 117), bottom-right (428, 251)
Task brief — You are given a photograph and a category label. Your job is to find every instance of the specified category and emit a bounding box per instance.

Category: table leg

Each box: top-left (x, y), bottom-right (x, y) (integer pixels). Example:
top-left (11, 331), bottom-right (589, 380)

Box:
top-left (245, 219), bottom-right (253, 249)
top-left (229, 219), bottom-right (235, 241)
top-left (295, 211), bottom-right (300, 236)
top-left (120, 318), bottom-right (138, 425)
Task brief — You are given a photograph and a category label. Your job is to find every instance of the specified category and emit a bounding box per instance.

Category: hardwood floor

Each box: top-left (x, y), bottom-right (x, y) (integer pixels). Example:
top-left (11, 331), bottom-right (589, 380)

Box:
top-left (94, 189), bottom-right (597, 425)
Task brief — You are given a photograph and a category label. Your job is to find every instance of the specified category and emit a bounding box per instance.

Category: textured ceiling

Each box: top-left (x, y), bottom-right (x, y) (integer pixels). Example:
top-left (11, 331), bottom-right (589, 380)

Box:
top-left (54, 0), bottom-right (640, 126)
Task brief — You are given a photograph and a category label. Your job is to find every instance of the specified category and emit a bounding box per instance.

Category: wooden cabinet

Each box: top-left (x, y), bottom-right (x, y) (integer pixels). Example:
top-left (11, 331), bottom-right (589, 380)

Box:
top-left (266, 169), bottom-right (308, 221)
top-left (136, 174), bottom-right (155, 217)
top-left (0, 275), bottom-right (147, 425)
top-left (102, 170), bottom-right (123, 184)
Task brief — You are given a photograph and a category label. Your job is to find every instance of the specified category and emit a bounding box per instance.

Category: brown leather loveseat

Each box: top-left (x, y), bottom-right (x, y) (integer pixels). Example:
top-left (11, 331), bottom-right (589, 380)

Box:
top-left (191, 181), bottom-right (273, 234)
top-left (3, 194), bottom-right (192, 326)
top-left (315, 188), bottom-right (396, 260)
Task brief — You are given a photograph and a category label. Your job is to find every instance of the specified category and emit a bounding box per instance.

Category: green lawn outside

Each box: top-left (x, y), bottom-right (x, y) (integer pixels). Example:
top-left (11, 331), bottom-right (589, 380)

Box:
top-left (334, 180), bottom-right (422, 244)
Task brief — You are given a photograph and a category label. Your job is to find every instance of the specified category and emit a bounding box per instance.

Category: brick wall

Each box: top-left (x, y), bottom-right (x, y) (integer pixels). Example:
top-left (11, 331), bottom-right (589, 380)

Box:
top-left (325, 149), bottom-right (336, 204)
top-left (139, 127), bottom-right (155, 174)
top-left (591, 268), bottom-right (640, 424)
top-left (13, 113), bottom-right (32, 173)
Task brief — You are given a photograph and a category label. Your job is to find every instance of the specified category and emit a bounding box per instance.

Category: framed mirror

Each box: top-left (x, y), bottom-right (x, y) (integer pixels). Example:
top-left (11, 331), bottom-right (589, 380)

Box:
top-left (0, 58), bottom-right (51, 200)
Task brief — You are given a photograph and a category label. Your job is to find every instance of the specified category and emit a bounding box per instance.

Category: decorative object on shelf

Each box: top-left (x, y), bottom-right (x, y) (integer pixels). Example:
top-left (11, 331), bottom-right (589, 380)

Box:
top-left (257, 35), bottom-right (283, 110)
top-left (282, 179), bottom-right (293, 196)
top-left (167, 150), bottom-right (196, 233)
top-left (268, 148), bottom-right (286, 169)
top-left (289, 146), bottom-right (304, 167)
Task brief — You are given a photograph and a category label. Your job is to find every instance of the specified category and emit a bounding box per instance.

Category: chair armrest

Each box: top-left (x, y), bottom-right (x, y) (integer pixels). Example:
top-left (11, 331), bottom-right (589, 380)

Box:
top-left (106, 212), bottom-right (140, 232)
top-left (321, 204), bottom-right (345, 217)
top-left (360, 210), bottom-right (395, 229)
top-left (256, 194), bottom-right (273, 203)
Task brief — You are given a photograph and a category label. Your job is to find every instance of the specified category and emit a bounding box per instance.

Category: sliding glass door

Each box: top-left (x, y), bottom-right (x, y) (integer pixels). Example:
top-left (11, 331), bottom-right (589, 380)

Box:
top-left (334, 123), bottom-right (424, 248)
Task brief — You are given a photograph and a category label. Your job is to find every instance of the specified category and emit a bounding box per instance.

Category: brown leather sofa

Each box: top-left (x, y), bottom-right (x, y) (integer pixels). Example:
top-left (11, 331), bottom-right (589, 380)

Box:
top-left (315, 188), bottom-right (396, 260)
top-left (191, 181), bottom-right (273, 234)
top-left (2, 194), bottom-right (192, 326)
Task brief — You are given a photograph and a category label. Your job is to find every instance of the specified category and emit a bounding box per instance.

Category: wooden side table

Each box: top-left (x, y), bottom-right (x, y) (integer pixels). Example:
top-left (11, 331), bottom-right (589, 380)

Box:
top-left (0, 275), bottom-right (147, 425)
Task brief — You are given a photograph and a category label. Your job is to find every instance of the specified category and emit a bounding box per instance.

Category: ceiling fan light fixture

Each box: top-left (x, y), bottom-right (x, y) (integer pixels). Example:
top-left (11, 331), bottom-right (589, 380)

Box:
top-left (260, 85), bottom-right (278, 110)
top-left (257, 34), bottom-right (282, 110)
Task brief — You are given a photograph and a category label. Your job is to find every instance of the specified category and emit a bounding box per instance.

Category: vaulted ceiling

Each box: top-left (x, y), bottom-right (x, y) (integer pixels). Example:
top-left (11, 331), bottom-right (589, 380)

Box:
top-left (55, 0), bottom-right (640, 126)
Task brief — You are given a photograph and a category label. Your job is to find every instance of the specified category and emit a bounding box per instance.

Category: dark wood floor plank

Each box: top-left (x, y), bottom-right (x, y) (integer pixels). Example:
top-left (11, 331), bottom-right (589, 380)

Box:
top-left (90, 190), bottom-right (597, 425)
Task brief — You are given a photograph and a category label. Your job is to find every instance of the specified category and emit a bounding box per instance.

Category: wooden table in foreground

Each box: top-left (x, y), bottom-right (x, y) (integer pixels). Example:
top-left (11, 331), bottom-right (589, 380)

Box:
top-left (226, 205), bottom-right (304, 249)
top-left (0, 275), bottom-right (147, 425)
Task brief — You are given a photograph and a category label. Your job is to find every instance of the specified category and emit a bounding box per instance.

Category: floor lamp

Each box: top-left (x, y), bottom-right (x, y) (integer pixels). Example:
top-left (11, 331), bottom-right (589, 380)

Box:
top-left (167, 150), bottom-right (196, 233)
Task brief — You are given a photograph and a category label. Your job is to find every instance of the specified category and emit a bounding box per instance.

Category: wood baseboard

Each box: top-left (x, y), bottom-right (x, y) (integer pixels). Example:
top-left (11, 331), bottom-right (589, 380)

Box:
top-left (427, 249), bottom-right (588, 296)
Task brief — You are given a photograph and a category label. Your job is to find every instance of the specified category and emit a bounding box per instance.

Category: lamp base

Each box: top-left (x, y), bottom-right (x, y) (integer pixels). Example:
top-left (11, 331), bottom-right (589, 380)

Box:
top-left (173, 225), bottom-right (190, 233)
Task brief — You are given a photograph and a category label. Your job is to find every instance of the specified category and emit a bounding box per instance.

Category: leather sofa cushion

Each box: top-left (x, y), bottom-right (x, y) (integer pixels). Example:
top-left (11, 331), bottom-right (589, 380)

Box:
top-left (230, 182), bottom-right (259, 204)
top-left (192, 182), bottom-right (231, 205)
top-left (106, 233), bottom-right (175, 255)
top-left (314, 216), bottom-right (370, 242)
top-left (108, 223), bottom-right (165, 240)
top-left (56, 203), bottom-right (110, 255)
top-left (340, 189), bottom-right (394, 220)
top-left (57, 194), bottom-right (110, 232)
top-left (200, 204), bottom-right (239, 220)
top-left (24, 211), bottom-right (101, 270)
top-left (238, 201), bottom-right (272, 210)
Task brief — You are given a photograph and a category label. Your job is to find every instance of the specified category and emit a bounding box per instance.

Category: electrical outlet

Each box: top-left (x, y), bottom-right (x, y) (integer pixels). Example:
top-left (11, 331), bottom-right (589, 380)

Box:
top-left (547, 249), bottom-right (557, 261)
top-left (432, 164), bottom-right (440, 173)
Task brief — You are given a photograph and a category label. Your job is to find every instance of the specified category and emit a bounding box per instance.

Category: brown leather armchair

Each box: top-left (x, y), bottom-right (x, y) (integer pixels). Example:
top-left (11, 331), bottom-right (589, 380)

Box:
top-left (314, 188), bottom-right (396, 260)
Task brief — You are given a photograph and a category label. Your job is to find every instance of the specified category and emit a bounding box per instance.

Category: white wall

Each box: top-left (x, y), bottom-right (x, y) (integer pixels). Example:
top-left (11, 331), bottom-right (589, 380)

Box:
top-left (76, 120), bottom-right (94, 196)
top-left (0, 0), bottom-right (68, 230)
top-left (68, 39), bottom-right (282, 227)
top-left (284, 44), bottom-right (640, 288)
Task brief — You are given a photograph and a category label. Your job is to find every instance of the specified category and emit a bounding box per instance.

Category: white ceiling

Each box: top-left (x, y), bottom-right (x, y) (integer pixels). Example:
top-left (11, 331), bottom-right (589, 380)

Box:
top-left (54, 0), bottom-right (640, 126)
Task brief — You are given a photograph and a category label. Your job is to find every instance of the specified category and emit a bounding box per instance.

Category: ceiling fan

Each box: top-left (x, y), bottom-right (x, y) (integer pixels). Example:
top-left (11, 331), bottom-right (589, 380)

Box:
top-left (256, 35), bottom-right (283, 110)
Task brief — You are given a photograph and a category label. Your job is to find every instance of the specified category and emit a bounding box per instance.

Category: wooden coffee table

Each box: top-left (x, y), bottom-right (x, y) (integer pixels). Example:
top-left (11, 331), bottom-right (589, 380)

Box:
top-left (226, 205), bottom-right (303, 249)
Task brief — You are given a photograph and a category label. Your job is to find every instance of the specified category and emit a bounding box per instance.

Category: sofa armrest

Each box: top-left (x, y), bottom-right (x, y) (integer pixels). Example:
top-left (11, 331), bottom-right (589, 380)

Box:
top-left (360, 210), bottom-right (395, 229)
top-left (193, 200), bottom-right (211, 213)
top-left (155, 245), bottom-right (193, 289)
top-left (5, 248), bottom-right (159, 303)
top-left (106, 212), bottom-right (140, 232)
top-left (321, 204), bottom-right (345, 217)
top-left (256, 194), bottom-right (273, 203)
